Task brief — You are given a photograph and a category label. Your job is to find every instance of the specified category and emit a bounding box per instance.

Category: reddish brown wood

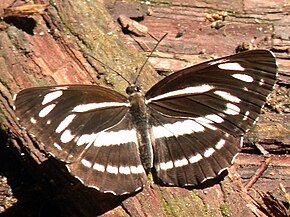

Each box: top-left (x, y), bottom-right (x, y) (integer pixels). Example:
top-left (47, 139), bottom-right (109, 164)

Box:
top-left (0, 0), bottom-right (289, 216)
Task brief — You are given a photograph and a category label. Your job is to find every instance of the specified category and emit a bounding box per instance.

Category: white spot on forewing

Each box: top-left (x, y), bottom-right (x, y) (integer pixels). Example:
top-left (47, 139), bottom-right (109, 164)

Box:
top-left (76, 129), bottom-right (138, 147)
top-left (42, 91), bottom-right (63, 105)
top-left (77, 134), bottom-right (96, 146)
top-left (106, 165), bottom-right (118, 174)
top-left (130, 165), bottom-right (145, 174)
top-left (39, 104), bottom-right (56, 117)
top-left (214, 91), bottom-right (241, 103)
top-left (204, 148), bottom-right (215, 157)
top-left (66, 165), bottom-right (71, 173)
top-left (146, 85), bottom-right (214, 103)
top-left (218, 167), bottom-right (228, 175)
top-left (205, 114), bottom-right (224, 123)
top-left (253, 116), bottom-right (259, 125)
top-left (160, 161), bottom-right (174, 170)
top-left (88, 184), bottom-right (100, 192)
top-left (72, 102), bottom-right (129, 112)
top-left (240, 136), bottom-right (244, 148)
top-left (243, 87), bottom-right (249, 91)
top-left (153, 120), bottom-right (204, 139)
top-left (96, 130), bottom-right (137, 146)
top-left (119, 166), bottom-right (131, 175)
top-left (13, 94), bottom-right (18, 102)
top-left (201, 176), bottom-right (215, 183)
top-left (53, 142), bottom-right (62, 151)
top-left (133, 186), bottom-right (143, 193)
top-left (259, 79), bottom-right (265, 86)
top-left (93, 163), bottom-right (105, 172)
top-left (243, 111), bottom-right (250, 120)
top-left (224, 103), bottom-right (240, 115)
top-left (71, 174), bottom-right (85, 186)
top-left (218, 62), bottom-right (245, 71)
top-left (215, 139), bottom-right (226, 150)
top-left (81, 159), bottom-right (92, 168)
top-left (174, 158), bottom-right (189, 167)
top-left (55, 114), bottom-right (76, 133)
top-left (231, 153), bottom-right (240, 164)
top-left (232, 74), bottom-right (254, 82)
top-left (194, 117), bottom-right (217, 130)
top-left (60, 129), bottom-right (75, 143)
top-left (189, 153), bottom-right (203, 163)
top-left (30, 117), bottom-right (37, 124)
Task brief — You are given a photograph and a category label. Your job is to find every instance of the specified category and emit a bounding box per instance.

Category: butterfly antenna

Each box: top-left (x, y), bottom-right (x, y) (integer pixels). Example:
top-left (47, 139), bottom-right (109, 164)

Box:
top-left (133, 33), bottom-right (168, 84)
top-left (84, 53), bottom-right (131, 86)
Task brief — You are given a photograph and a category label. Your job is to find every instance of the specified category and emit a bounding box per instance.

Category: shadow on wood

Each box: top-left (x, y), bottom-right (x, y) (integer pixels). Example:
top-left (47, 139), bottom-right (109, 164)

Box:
top-left (0, 129), bottom-right (132, 217)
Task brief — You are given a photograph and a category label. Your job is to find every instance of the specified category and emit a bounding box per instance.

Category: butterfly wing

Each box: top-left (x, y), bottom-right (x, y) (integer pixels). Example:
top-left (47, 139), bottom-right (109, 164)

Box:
top-left (145, 50), bottom-right (277, 186)
top-left (14, 85), bottom-right (146, 195)
top-left (149, 112), bottom-right (240, 185)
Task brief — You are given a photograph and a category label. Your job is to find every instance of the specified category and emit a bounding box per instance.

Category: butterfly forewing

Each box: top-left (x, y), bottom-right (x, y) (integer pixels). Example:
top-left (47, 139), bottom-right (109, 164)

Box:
top-left (14, 85), bottom-right (146, 194)
top-left (146, 50), bottom-right (277, 135)
top-left (146, 50), bottom-right (277, 186)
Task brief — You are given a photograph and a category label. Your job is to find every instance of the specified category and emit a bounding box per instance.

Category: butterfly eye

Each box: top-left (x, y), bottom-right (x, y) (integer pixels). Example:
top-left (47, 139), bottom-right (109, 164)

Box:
top-left (126, 85), bottom-right (142, 95)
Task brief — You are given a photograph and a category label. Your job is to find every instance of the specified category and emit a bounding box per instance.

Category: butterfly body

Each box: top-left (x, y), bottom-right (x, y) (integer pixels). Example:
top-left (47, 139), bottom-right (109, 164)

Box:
top-left (14, 50), bottom-right (277, 195)
top-left (128, 86), bottom-right (154, 171)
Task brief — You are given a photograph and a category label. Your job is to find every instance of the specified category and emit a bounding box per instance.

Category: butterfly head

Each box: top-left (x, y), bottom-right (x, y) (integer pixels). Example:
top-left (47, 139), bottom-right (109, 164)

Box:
top-left (126, 85), bottom-right (142, 96)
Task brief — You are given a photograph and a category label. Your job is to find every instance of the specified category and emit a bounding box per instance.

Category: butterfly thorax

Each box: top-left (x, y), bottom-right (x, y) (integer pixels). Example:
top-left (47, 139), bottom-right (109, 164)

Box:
top-left (127, 85), bottom-right (154, 171)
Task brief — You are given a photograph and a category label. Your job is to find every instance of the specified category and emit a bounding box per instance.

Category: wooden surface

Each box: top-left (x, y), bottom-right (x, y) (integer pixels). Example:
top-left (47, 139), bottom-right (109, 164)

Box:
top-left (0, 0), bottom-right (289, 216)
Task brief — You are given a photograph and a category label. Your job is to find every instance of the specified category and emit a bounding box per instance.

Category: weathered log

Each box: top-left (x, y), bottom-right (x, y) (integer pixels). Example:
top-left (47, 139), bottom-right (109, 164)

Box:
top-left (0, 0), bottom-right (289, 216)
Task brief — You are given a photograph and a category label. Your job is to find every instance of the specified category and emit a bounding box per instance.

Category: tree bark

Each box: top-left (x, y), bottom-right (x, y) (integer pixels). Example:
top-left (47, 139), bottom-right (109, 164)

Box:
top-left (0, 0), bottom-right (289, 216)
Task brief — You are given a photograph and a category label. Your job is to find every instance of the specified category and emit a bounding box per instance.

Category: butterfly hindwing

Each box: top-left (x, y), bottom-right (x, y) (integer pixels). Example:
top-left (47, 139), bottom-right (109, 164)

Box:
top-left (150, 111), bottom-right (240, 186)
top-left (146, 50), bottom-right (277, 186)
top-left (67, 112), bottom-right (146, 195)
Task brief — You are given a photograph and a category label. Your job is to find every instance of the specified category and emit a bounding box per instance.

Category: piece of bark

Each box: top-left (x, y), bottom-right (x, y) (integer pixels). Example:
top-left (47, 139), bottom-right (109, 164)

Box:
top-left (3, 4), bottom-right (49, 17)
top-left (118, 14), bottom-right (148, 36)
top-left (0, 0), bottom-right (289, 216)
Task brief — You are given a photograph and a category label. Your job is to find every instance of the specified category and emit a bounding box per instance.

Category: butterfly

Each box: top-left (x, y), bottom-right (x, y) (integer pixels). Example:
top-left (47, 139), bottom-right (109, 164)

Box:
top-left (14, 49), bottom-right (277, 195)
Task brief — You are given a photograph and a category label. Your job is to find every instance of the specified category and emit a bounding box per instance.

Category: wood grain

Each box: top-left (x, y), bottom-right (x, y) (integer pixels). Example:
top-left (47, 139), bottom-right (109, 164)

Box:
top-left (0, 0), bottom-right (289, 216)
